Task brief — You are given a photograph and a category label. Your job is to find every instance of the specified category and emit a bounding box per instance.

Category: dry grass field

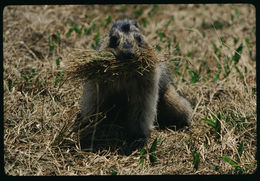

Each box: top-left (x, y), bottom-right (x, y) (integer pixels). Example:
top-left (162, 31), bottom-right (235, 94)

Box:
top-left (3, 4), bottom-right (256, 175)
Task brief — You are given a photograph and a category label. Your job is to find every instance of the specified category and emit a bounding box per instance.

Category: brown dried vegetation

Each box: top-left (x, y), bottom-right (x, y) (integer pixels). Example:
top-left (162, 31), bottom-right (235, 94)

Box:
top-left (3, 4), bottom-right (256, 175)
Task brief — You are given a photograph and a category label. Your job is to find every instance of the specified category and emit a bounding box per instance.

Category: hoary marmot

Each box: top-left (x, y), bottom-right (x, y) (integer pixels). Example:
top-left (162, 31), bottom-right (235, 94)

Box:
top-left (79, 19), bottom-right (193, 148)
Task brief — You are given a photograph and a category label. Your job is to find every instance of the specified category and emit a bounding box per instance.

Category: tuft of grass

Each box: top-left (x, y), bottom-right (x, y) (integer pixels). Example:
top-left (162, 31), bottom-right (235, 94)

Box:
top-left (156, 44), bottom-right (161, 52)
top-left (111, 169), bottom-right (118, 175)
top-left (157, 32), bottom-right (165, 41)
top-left (120, 5), bottom-right (126, 13)
top-left (134, 5), bottom-right (143, 18)
top-left (221, 156), bottom-right (242, 173)
top-left (201, 113), bottom-right (221, 139)
top-left (66, 24), bottom-right (82, 37)
top-left (139, 137), bottom-right (158, 166)
top-left (221, 141), bottom-right (244, 173)
top-left (22, 74), bottom-right (29, 85)
top-left (148, 4), bottom-right (159, 17)
top-left (188, 70), bottom-right (200, 83)
top-left (149, 137), bottom-right (158, 165)
top-left (213, 20), bottom-right (224, 30)
top-left (105, 15), bottom-right (112, 25)
top-left (91, 33), bottom-right (100, 50)
top-left (164, 16), bottom-right (174, 28)
top-left (84, 23), bottom-right (96, 36)
top-left (48, 32), bottom-right (61, 54)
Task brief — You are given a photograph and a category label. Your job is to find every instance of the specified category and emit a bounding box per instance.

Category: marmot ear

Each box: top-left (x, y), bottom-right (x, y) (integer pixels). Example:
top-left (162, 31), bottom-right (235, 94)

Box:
top-left (96, 35), bottom-right (109, 51)
top-left (132, 21), bottom-right (143, 33)
top-left (133, 21), bottom-right (140, 29)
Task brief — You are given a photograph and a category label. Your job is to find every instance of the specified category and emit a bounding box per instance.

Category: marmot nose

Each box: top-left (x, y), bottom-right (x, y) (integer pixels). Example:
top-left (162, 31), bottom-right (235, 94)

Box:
top-left (121, 42), bottom-right (135, 59)
top-left (122, 49), bottom-right (135, 58)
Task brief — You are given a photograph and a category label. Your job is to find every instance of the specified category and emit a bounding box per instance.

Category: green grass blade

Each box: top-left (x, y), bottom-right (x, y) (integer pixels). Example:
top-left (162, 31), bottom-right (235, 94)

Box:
top-left (149, 137), bottom-right (158, 165)
top-left (149, 137), bottom-right (158, 153)
top-left (201, 118), bottom-right (216, 128)
top-left (105, 15), bottom-right (112, 25)
top-left (221, 156), bottom-right (242, 172)
top-left (192, 151), bottom-right (200, 170)
top-left (139, 146), bottom-right (147, 166)
top-left (149, 152), bottom-right (157, 165)
top-left (72, 24), bottom-right (82, 34)
top-left (234, 64), bottom-right (244, 79)
top-left (232, 43), bottom-right (243, 64)
top-left (238, 141), bottom-right (244, 157)
top-left (210, 113), bottom-right (218, 121)
top-left (221, 156), bottom-right (238, 166)
top-left (22, 74), bottom-right (29, 84)
top-left (215, 119), bottom-right (221, 134)
top-left (66, 28), bottom-right (73, 38)
top-left (189, 70), bottom-right (200, 83)
top-left (56, 58), bottom-right (60, 68)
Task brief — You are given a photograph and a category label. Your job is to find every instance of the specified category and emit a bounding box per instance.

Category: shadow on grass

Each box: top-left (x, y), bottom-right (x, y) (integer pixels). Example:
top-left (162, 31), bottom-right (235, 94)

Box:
top-left (71, 110), bottom-right (189, 156)
top-left (73, 109), bottom-right (142, 156)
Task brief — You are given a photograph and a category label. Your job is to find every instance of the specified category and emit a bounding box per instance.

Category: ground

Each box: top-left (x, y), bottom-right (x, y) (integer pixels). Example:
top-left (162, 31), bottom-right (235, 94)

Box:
top-left (3, 4), bottom-right (256, 175)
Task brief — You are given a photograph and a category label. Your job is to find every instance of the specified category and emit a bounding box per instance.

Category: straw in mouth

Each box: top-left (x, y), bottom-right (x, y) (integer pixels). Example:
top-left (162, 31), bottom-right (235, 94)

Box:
top-left (65, 47), bottom-right (160, 83)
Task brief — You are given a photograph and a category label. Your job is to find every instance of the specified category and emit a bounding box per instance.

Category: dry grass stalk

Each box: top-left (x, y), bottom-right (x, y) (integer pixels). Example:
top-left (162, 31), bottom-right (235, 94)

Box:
top-left (65, 47), bottom-right (160, 82)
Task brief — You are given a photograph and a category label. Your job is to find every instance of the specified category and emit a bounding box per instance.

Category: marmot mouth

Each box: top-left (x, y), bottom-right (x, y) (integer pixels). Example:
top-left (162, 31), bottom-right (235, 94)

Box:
top-left (114, 54), bottom-right (139, 61)
top-left (115, 51), bottom-right (143, 61)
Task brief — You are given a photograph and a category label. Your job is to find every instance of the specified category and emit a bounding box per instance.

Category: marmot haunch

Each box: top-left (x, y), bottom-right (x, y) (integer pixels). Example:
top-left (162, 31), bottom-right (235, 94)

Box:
top-left (79, 19), bottom-right (193, 148)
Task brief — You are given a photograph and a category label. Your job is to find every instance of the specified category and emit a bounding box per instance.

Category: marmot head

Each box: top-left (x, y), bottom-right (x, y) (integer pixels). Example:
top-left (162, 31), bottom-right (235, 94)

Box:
top-left (98, 19), bottom-right (149, 61)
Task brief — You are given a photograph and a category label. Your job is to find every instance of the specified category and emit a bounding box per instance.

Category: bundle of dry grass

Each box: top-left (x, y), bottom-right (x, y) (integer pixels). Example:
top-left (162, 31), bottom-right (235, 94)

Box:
top-left (65, 47), bottom-right (160, 82)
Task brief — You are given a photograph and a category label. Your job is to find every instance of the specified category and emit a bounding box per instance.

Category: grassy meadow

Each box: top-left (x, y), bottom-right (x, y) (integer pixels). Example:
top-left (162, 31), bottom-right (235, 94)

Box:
top-left (3, 4), bottom-right (256, 175)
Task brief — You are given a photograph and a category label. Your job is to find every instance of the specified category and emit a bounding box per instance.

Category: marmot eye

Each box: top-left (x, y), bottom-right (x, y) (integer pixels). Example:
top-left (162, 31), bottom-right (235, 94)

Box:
top-left (135, 35), bottom-right (142, 43)
top-left (109, 36), bottom-right (119, 48)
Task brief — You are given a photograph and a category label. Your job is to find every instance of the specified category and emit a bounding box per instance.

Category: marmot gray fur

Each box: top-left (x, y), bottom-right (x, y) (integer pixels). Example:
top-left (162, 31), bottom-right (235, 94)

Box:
top-left (79, 19), bottom-right (193, 147)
